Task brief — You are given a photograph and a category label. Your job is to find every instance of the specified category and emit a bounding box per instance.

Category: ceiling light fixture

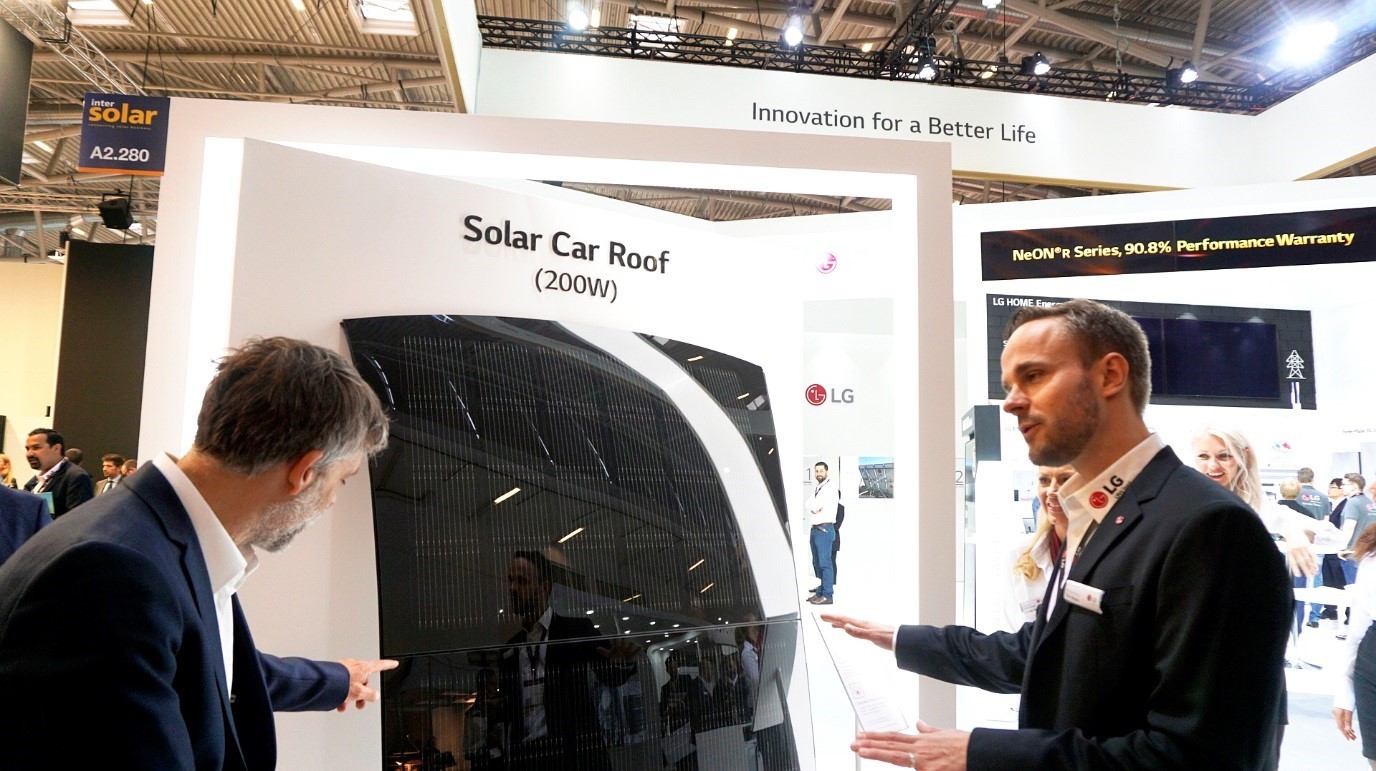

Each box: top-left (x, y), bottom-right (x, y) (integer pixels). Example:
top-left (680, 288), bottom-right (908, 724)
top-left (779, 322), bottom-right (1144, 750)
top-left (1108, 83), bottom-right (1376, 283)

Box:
top-left (588, 2), bottom-right (600, 28)
top-left (567, 1), bottom-right (589, 31)
top-left (1019, 52), bottom-right (1050, 76)
top-left (860, 42), bottom-right (873, 53)
top-left (493, 487), bottom-right (521, 504)
top-left (1278, 21), bottom-right (1337, 66)
top-left (980, 0), bottom-right (1000, 8)
top-left (688, 558), bottom-right (705, 571)
top-left (1167, 60), bottom-right (1199, 87)
top-left (557, 526), bottom-right (585, 543)
top-left (782, 15), bottom-right (804, 47)
top-left (687, 355), bottom-right (704, 361)
top-left (914, 54), bottom-right (938, 81)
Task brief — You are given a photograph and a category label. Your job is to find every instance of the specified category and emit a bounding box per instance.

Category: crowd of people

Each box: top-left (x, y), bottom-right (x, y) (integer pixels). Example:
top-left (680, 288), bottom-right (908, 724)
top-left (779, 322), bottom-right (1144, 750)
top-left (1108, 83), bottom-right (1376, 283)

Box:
top-left (0, 434), bottom-right (142, 563)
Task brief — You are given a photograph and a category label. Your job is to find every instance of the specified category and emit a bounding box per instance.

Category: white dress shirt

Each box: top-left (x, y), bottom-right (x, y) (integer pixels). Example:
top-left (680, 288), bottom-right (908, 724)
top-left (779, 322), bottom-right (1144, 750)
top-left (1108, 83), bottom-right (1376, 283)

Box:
top-left (1046, 433), bottom-right (1166, 615)
top-left (807, 478), bottom-right (839, 526)
top-left (151, 453), bottom-right (258, 686)
top-left (521, 606), bottom-right (554, 741)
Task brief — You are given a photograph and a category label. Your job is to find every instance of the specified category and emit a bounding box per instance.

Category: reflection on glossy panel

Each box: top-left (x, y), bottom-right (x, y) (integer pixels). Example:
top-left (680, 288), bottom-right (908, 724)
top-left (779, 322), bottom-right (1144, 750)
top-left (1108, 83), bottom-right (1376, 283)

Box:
top-left (380, 618), bottom-right (798, 770)
top-left (342, 315), bottom-right (801, 770)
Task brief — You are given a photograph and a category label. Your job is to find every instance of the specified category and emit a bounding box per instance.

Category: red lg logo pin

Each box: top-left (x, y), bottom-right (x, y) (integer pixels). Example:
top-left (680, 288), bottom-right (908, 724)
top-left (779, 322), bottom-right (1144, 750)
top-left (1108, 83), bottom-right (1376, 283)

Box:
top-left (1089, 491), bottom-right (1110, 509)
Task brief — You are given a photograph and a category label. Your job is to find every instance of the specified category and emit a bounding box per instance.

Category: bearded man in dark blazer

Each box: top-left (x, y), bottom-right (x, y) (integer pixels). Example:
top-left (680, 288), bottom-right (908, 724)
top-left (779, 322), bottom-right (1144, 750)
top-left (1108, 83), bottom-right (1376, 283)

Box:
top-left (22, 428), bottom-right (93, 517)
top-left (827, 299), bottom-right (1291, 770)
top-left (0, 337), bottom-right (398, 770)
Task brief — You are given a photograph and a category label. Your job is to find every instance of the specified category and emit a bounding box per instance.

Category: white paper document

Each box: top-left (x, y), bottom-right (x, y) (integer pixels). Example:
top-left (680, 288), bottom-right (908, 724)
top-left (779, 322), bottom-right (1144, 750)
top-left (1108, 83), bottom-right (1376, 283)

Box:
top-left (811, 614), bottom-right (911, 733)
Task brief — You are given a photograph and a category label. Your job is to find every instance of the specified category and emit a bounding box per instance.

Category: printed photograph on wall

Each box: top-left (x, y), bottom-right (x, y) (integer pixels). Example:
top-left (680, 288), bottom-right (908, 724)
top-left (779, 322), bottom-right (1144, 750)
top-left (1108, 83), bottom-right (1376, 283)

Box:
top-left (343, 314), bottom-right (801, 771)
top-left (857, 456), bottom-right (894, 499)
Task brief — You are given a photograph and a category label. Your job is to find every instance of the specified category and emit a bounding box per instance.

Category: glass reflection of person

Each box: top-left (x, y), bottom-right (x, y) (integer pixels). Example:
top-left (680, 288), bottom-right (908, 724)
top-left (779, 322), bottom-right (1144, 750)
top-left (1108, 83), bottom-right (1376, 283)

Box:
top-left (502, 550), bottom-right (636, 770)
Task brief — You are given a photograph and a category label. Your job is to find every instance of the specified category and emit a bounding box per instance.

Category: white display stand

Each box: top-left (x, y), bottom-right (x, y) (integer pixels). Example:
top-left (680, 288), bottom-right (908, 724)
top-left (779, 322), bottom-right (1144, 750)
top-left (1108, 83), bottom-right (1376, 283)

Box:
top-left (148, 100), bottom-right (954, 769)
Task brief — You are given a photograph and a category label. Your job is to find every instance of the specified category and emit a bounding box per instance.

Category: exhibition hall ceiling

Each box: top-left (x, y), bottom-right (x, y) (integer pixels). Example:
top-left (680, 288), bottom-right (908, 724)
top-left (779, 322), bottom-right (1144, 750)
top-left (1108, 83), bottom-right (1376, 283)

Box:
top-left (2, 0), bottom-right (1373, 260)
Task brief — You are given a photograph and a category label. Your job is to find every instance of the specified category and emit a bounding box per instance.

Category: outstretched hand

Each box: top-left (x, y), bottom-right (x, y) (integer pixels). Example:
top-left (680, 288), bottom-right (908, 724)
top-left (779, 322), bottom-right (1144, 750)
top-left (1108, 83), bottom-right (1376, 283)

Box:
top-left (337, 658), bottom-right (399, 711)
top-left (819, 613), bottom-right (896, 652)
top-left (852, 721), bottom-right (970, 770)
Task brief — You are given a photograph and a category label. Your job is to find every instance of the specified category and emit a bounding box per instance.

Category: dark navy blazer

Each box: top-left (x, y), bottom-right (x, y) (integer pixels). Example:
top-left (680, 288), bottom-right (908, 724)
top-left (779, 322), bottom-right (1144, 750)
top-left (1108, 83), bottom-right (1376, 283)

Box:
top-left (0, 464), bottom-right (350, 770)
top-left (0, 485), bottom-right (51, 565)
top-left (894, 449), bottom-right (1293, 770)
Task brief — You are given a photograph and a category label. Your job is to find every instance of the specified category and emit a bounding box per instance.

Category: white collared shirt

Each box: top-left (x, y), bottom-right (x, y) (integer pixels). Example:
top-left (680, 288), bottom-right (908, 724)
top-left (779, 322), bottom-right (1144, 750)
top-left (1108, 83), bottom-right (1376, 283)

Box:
top-left (1045, 433), bottom-right (1165, 615)
top-left (152, 453), bottom-right (258, 687)
top-left (808, 478), bottom-right (838, 526)
top-left (521, 606), bottom-right (554, 741)
top-left (35, 459), bottom-right (68, 492)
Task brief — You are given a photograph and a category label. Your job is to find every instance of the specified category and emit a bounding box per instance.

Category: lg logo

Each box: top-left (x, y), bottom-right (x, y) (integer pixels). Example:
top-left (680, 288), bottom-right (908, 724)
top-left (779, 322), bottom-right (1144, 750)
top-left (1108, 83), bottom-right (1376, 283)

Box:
top-left (817, 254), bottom-right (838, 274)
top-left (805, 383), bottom-right (855, 406)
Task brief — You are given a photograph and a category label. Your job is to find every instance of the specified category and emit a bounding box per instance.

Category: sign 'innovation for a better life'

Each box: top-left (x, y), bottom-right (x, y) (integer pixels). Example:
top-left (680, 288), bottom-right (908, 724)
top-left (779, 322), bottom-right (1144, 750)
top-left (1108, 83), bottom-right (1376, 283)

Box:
top-left (77, 93), bottom-right (172, 176)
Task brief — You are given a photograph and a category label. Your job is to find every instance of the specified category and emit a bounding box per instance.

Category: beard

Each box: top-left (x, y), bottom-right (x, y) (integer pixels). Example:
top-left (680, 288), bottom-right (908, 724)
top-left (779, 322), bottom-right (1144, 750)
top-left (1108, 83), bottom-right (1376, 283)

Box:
top-left (1028, 376), bottom-right (1101, 466)
top-left (249, 477), bottom-right (328, 553)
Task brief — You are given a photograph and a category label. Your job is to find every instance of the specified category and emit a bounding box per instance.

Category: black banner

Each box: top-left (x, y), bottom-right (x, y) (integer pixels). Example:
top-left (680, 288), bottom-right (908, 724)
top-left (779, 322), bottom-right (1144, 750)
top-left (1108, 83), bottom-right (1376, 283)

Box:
top-left (981, 206), bottom-right (1376, 280)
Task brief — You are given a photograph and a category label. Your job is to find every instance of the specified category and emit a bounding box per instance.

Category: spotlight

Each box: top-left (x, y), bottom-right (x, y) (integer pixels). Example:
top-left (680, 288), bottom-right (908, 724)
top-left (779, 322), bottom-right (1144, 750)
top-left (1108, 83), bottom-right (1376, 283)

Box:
top-left (981, 0), bottom-right (1000, 7)
top-left (1278, 21), bottom-right (1337, 65)
top-left (566, 1), bottom-right (589, 31)
top-left (1167, 60), bottom-right (1199, 86)
top-left (1019, 52), bottom-right (1050, 76)
top-left (782, 15), bottom-right (804, 47)
top-left (978, 64), bottom-right (997, 80)
top-left (97, 196), bottom-right (133, 230)
top-left (914, 55), bottom-right (938, 81)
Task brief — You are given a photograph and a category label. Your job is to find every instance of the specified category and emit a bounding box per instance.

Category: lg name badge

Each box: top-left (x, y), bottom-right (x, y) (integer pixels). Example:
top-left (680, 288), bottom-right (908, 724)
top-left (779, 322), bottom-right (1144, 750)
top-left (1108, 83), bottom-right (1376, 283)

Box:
top-left (1062, 580), bottom-right (1104, 615)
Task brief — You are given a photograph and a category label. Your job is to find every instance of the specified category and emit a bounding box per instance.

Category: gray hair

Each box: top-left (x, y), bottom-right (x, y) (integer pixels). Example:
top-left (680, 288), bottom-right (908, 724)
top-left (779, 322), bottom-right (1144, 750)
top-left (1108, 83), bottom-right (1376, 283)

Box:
top-left (193, 336), bottom-right (388, 476)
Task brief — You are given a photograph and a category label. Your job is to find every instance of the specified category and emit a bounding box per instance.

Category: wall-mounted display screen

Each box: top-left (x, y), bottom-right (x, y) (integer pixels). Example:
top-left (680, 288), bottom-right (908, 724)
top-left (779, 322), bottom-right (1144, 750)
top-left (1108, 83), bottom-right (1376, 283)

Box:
top-left (343, 314), bottom-right (800, 771)
top-left (986, 295), bottom-right (1313, 409)
top-left (1135, 317), bottom-right (1281, 400)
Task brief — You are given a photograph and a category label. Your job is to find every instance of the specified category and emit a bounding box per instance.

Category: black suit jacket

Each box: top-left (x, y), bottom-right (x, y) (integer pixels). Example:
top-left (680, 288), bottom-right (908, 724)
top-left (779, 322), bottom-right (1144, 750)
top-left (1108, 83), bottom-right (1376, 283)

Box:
top-left (23, 460), bottom-right (94, 517)
top-left (895, 449), bottom-right (1291, 769)
top-left (0, 464), bottom-right (349, 769)
top-left (0, 486), bottom-right (51, 565)
top-left (502, 612), bottom-right (635, 768)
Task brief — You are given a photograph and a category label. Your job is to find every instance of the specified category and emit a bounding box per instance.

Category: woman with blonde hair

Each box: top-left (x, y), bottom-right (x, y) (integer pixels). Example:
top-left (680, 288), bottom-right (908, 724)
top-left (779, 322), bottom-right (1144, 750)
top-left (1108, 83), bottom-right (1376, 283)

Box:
top-left (1192, 427), bottom-right (1344, 566)
top-left (0, 454), bottom-right (16, 489)
top-left (1003, 465), bottom-right (1073, 629)
top-left (1335, 522), bottom-right (1376, 768)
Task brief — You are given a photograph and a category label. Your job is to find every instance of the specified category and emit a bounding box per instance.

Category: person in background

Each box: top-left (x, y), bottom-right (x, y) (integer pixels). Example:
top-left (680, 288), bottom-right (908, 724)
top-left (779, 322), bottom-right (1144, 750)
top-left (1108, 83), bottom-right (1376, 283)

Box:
top-left (1297, 467), bottom-right (1333, 521)
top-left (0, 454), bottom-right (17, 489)
top-left (22, 429), bottom-right (93, 518)
top-left (1342, 475), bottom-right (1376, 599)
top-left (1278, 480), bottom-right (1340, 634)
top-left (1319, 478), bottom-right (1351, 622)
top-left (96, 453), bottom-right (126, 495)
top-left (1003, 465), bottom-right (1073, 630)
top-left (63, 447), bottom-right (84, 467)
top-left (121, 458), bottom-right (138, 477)
top-left (805, 461), bottom-right (839, 606)
top-left (1190, 427), bottom-right (1342, 578)
top-left (1334, 522), bottom-right (1376, 769)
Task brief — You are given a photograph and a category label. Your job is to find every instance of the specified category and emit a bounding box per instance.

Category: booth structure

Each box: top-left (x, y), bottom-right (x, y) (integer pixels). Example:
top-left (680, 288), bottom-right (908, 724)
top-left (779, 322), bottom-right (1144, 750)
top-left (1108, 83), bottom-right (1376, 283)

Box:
top-left (134, 99), bottom-right (951, 769)
top-left (7, 35), bottom-right (1376, 769)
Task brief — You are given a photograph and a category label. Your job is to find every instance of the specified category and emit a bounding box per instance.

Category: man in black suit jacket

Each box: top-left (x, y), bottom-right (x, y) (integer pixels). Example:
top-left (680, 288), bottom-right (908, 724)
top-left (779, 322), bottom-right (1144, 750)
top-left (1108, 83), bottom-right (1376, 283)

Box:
top-left (22, 428), bottom-right (93, 517)
top-left (828, 299), bottom-right (1291, 770)
top-left (0, 337), bottom-right (398, 769)
top-left (502, 550), bottom-right (637, 770)
top-left (0, 486), bottom-right (50, 564)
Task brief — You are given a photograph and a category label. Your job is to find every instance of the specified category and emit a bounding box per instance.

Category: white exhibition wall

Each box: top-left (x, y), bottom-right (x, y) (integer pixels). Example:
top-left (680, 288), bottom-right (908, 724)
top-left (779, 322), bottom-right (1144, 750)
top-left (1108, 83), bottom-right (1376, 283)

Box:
top-left (952, 176), bottom-right (1376, 653)
top-left (473, 49), bottom-right (1376, 190)
top-left (0, 262), bottom-right (65, 459)
top-left (149, 98), bottom-right (953, 769)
